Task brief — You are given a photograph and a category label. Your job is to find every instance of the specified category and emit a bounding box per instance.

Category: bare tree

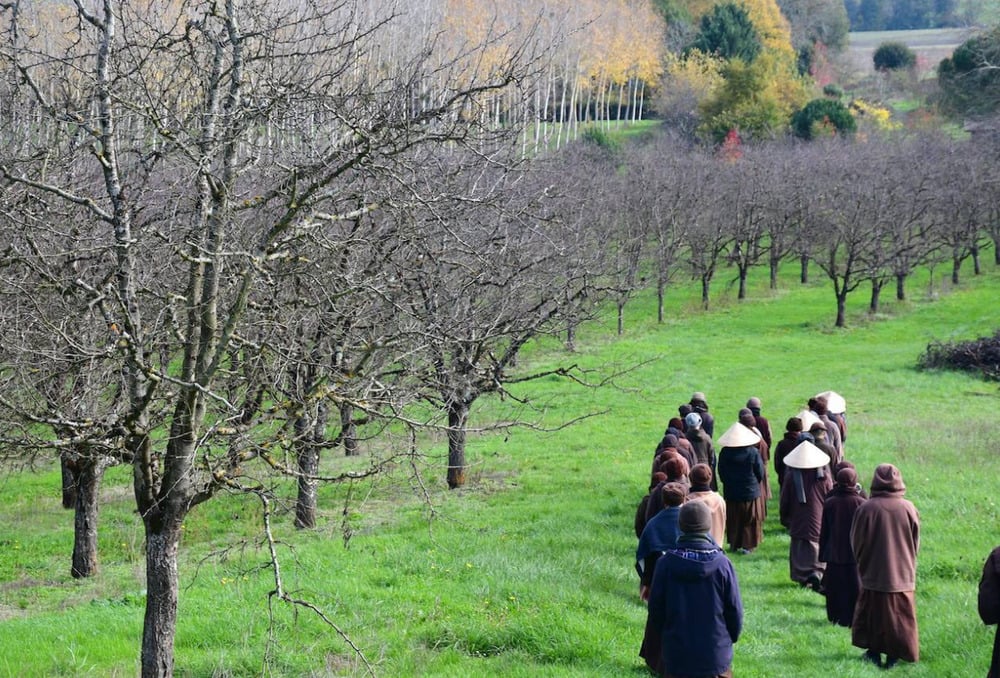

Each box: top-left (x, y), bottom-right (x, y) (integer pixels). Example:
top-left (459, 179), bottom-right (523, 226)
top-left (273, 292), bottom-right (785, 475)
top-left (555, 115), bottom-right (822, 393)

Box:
top-left (0, 1), bottom-right (546, 674)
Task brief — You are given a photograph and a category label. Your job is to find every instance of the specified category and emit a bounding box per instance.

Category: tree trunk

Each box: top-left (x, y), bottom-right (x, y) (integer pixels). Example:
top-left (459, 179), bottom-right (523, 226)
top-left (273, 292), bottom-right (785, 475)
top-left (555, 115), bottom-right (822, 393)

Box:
top-left (294, 436), bottom-right (319, 529)
top-left (141, 525), bottom-right (182, 678)
top-left (61, 454), bottom-right (77, 509)
top-left (340, 402), bottom-right (359, 456)
top-left (71, 458), bottom-right (104, 578)
top-left (701, 276), bottom-right (711, 310)
top-left (617, 301), bottom-right (625, 336)
top-left (657, 281), bottom-right (665, 324)
top-left (836, 294), bottom-right (847, 328)
top-left (994, 237), bottom-right (1000, 265)
top-left (896, 273), bottom-right (906, 301)
top-left (973, 244), bottom-right (982, 275)
top-left (952, 256), bottom-right (961, 285)
top-left (738, 268), bottom-right (748, 300)
top-left (869, 279), bottom-right (883, 313)
top-left (446, 400), bottom-right (470, 489)
top-left (800, 254), bottom-right (809, 284)
top-left (769, 257), bottom-right (779, 290)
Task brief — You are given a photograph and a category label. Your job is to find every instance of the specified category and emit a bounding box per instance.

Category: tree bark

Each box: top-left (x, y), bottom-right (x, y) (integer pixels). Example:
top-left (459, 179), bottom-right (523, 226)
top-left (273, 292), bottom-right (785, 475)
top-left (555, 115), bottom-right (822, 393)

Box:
top-left (869, 279), bottom-right (883, 313)
top-left (340, 402), bottom-right (359, 457)
top-left (61, 455), bottom-right (77, 509)
top-left (952, 256), bottom-right (961, 285)
top-left (141, 526), bottom-right (181, 678)
top-left (701, 276), bottom-right (711, 310)
top-left (446, 400), bottom-right (470, 489)
top-left (657, 282), bottom-right (665, 324)
top-left (800, 254), bottom-right (809, 284)
top-left (71, 457), bottom-right (104, 578)
top-left (738, 268), bottom-right (748, 300)
top-left (896, 273), bottom-right (906, 301)
top-left (617, 301), bottom-right (625, 336)
top-left (294, 436), bottom-right (319, 529)
top-left (836, 294), bottom-right (847, 328)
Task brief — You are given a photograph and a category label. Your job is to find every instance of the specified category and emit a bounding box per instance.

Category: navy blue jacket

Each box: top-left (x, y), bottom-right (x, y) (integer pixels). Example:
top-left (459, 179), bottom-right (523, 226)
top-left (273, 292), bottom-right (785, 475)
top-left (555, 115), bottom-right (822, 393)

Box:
top-left (717, 445), bottom-right (764, 502)
top-left (643, 535), bottom-right (743, 677)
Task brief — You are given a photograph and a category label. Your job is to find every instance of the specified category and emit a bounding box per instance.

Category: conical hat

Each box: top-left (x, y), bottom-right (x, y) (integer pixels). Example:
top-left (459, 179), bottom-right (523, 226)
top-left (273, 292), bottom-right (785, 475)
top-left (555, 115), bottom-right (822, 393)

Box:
top-left (783, 440), bottom-right (830, 469)
top-left (717, 422), bottom-right (761, 448)
top-left (816, 390), bottom-right (847, 415)
top-left (796, 409), bottom-right (822, 432)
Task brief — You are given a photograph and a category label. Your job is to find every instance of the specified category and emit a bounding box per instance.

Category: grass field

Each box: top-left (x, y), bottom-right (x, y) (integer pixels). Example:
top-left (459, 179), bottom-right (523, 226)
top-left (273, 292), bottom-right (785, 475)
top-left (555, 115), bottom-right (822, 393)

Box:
top-left (2, 258), bottom-right (1000, 676)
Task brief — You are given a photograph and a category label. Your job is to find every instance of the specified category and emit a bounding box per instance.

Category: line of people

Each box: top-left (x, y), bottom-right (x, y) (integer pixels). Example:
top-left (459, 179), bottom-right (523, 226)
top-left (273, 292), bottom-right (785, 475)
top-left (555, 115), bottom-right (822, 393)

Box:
top-left (634, 391), bottom-right (925, 676)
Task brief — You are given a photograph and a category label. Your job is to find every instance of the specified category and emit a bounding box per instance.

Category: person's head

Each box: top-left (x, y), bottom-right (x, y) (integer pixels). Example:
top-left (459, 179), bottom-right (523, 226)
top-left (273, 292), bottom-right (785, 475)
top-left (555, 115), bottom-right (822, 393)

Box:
top-left (684, 412), bottom-right (702, 431)
top-left (833, 459), bottom-right (856, 476)
top-left (836, 467), bottom-right (858, 488)
top-left (738, 407), bottom-right (755, 428)
top-left (661, 482), bottom-right (688, 508)
top-left (746, 396), bottom-right (762, 412)
top-left (690, 463), bottom-right (713, 488)
top-left (786, 417), bottom-right (803, 434)
top-left (649, 471), bottom-right (667, 491)
top-left (662, 455), bottom-right (690, 482)
top-left (870, 463), bottom-right (905, 494)
top-left (809, 396), bottom-right (828, 415)
top-left (690, 391), bottom-right (708, 411)
top-left (667, 417), bottom-right (685, 433)
top-left (678, 500), bottom-right (712, 535)
top-left (678, 403), bottom-right (693, 419)
top-left (662, 433), bottom-right (679, 449)
top-left (809, 422), bottom-right (827, 439)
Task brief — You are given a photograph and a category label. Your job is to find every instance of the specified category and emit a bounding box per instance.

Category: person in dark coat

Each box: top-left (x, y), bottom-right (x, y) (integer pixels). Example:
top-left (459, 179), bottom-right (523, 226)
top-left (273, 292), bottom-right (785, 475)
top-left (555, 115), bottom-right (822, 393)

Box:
top-left (745, 396), bottom-right (772, 449)
top-left (685, 412), bottom-right (717, 491)
top-left (716, 422), bottom-right (765, 554)
top-left (979, 545), bottom-right (1000, 678)
top-left (780, 440), bottom-right (832, 590)
top-left (773, 417), bottom-right (803, 489)
top-left (636, 482), bottom-right (688, 601)
top-left (820, 466), bottom-right (867, 626)
top-left (689, 391), bottom-right (715, 439)
top-left (641, 500), bottom-right (743, 678)
top-left (739, 407), bottom-right (771, 506)
top-left (851, 464), bottom-right (920, 669)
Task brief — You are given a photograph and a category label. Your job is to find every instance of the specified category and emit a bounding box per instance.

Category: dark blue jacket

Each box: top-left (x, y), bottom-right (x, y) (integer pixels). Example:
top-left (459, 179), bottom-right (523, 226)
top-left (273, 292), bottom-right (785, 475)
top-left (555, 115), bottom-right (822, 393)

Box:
top-left (717, 445), bottom-right (764, 502)
top-left (644, 535), bottom-right (743, 677)
top-left (636, 505), bottom-right (682, 585)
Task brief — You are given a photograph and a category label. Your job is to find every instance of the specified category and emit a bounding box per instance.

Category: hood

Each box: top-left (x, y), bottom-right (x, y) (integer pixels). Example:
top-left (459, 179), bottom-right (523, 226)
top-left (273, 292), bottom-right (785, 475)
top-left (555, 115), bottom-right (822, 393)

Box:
top-left (663, 542), bottom-right (727, 582)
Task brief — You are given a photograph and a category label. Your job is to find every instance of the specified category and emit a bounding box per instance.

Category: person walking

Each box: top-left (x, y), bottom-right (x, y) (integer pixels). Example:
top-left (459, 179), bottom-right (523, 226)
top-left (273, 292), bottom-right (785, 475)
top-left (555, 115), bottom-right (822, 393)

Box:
top-left (641, 500), bottom-right (743, 677)
top-left (850, 464), bottom-right (920, 669)
top-left (716, 422), bottom-right (765, 555)
top-left (819, 466), bottom-right (866, 626)
top-left (979, 544), bottom-right (1000, 678)
top-left (779, 440), bottom-right (832, 591)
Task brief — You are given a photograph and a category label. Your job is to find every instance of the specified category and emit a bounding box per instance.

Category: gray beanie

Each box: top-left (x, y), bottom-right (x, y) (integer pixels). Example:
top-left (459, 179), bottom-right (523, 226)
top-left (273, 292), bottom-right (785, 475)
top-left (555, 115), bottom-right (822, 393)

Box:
top-left (678, 500), bottom-right (712, 534)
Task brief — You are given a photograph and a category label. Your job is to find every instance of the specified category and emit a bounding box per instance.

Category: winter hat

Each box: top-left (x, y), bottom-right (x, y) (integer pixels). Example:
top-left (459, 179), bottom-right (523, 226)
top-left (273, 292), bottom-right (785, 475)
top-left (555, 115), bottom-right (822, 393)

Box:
top-left (662, 455), bottom-right (690, 481)
top-left (661, 482), bottom-right (688, 507)
top-left (739, 408), bottom-right (756, 427)
top-left (684, 412), bottom-right (703, 430)
top-left (836, 467), bottom-right (858, 487)
top-left (690, 463), bottom-right (713, 487)
top-left (678, 500), bottom-right (713, 534)
top-left (870, 463), bottom-right (906, 493)
top-left (746, 397), bottom-right (762, 410)
top-left (717, 422), bottom-right (761, 448)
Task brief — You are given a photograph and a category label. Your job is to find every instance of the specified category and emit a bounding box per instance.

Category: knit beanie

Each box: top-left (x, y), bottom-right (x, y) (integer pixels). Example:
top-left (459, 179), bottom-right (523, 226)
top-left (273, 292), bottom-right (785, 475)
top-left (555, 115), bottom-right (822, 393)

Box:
top-left (678, 500), bottom-right (712, 534)
top-left (661, 482), bottom-right (688, 507)
top-left (690, 463), bottom-right (713, 487)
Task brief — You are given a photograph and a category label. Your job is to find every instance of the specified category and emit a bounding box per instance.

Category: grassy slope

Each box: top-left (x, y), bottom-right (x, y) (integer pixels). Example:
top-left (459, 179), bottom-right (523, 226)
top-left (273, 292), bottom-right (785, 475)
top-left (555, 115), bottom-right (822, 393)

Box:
top-left (1, 262), bottom-right (999, 677)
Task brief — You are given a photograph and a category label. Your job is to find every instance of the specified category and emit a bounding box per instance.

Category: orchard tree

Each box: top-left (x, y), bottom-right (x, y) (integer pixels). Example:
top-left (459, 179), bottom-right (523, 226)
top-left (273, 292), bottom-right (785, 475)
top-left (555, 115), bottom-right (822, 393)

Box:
top-left (0, 1), bottom-right (548, 675)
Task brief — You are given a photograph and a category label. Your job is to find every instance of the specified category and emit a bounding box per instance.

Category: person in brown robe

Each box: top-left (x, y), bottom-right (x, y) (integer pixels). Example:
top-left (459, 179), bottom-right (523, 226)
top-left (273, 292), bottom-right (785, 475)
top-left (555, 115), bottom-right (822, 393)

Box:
top-left (716, 422), bottom-right (765, 554)
top-left (779, 441), bottom-right (832, 590)
top-left (773, 417), bottom-right (803, 489)
top-left (819, 467), bottom-right (866, 626)
top-left (739, 407), bottom-right (771, 506)
top-left (979, 545), bottom-right (1000, 678)
top-left (850, 463), bottom-right (920, 669)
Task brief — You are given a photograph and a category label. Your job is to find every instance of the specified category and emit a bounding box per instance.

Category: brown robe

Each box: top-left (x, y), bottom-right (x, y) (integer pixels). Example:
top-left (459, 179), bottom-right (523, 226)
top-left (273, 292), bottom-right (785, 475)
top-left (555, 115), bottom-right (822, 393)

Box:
top-left (820, 484), bottom-right (866, 626)
top-left (850, 480), bottom-right (920, 663)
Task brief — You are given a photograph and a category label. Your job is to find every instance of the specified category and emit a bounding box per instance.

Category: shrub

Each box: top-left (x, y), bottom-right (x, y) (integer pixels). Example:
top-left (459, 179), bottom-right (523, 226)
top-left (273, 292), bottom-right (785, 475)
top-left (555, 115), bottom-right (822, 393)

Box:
top-left (873, 41), bottom-right (916, 71)
top-left (822, 84), bottom-right (844, 99)
top-left (917, 330), bottom-right (1000, 380)
top-left (790, 98), bottom-right (856, 139)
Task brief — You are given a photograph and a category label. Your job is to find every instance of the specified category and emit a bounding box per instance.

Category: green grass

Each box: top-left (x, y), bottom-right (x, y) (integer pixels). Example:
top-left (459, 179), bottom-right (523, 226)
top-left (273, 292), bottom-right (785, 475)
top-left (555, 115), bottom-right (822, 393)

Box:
top-left (2, 261), bottom-right (1000, 677)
